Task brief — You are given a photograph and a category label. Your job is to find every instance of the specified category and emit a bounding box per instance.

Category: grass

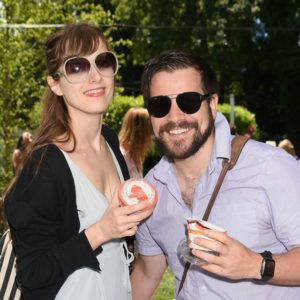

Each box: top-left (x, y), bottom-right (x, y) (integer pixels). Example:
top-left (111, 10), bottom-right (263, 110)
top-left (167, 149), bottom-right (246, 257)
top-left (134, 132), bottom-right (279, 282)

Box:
top-left (152, 267), bottom-right (175, 300)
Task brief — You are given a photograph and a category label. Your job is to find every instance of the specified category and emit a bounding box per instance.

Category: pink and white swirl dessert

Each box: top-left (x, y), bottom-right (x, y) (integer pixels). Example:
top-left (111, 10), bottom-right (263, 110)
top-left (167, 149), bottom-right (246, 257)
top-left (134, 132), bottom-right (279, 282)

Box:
top-left (118, 178), bottom-right (158, 208)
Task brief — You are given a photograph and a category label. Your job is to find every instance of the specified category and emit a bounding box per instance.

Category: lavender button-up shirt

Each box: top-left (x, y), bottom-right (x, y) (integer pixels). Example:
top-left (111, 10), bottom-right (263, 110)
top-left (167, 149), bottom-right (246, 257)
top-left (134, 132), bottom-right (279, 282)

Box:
top-left (136, 113), bottom-right (300, 299)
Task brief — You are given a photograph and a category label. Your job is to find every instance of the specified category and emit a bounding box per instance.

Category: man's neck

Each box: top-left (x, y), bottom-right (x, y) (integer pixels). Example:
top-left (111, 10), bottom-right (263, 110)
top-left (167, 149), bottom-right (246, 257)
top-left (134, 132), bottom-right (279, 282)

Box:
top-left (173, 133), bottom-right (215, 209)
top-left (173, 133), bottom-right (215, 180)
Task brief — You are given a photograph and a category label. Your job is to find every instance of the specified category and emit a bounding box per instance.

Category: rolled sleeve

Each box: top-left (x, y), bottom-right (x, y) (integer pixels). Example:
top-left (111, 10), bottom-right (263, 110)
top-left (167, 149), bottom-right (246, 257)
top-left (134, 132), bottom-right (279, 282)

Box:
top-left (136, 220), bottom-right (163, 256)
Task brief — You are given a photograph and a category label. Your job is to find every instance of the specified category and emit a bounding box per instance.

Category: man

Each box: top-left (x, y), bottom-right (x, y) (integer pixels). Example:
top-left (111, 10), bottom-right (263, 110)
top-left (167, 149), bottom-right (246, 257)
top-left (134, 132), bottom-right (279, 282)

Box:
top-left (131, 49), bottom-right (300, 299)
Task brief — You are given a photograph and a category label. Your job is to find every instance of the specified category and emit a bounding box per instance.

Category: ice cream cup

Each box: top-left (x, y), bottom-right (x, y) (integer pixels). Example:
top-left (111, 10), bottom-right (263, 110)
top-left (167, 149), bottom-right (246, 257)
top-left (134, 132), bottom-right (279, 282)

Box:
top-left (187, 219), bottom-right (226, 251)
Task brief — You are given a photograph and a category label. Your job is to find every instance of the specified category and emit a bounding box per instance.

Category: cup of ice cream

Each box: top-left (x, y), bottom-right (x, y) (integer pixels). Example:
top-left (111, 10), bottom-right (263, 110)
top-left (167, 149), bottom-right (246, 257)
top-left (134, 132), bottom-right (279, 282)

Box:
top-left (187, 219), bottom-right (226, 251)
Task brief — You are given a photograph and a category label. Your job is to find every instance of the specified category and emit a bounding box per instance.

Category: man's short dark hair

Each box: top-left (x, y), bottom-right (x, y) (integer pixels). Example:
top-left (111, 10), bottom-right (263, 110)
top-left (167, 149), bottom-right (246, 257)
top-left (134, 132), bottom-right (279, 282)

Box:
top-left (141, 49), bottom-right (219, 102)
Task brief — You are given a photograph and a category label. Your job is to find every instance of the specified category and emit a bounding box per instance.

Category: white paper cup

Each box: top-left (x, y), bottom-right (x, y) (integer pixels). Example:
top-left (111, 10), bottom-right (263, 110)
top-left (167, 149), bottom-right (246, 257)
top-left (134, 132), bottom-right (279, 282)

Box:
top-left (187, 219), bottom-right (226, 251)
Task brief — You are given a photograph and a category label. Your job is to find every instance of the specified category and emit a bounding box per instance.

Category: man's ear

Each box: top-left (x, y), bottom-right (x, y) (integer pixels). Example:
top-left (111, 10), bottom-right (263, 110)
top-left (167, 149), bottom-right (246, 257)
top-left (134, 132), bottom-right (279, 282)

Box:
top-left (47, 76), bottom-right (63, 96)
top-left (209, 94), bottom-right (219, 118)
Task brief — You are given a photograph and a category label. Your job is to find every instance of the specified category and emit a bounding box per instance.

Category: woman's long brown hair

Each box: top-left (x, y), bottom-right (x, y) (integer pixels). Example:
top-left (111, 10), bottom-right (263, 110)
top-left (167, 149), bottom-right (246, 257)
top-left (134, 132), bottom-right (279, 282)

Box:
top-left (5, 23), bottom-right (110, 196)
top-left (119, 107), bottom-right (153, 174)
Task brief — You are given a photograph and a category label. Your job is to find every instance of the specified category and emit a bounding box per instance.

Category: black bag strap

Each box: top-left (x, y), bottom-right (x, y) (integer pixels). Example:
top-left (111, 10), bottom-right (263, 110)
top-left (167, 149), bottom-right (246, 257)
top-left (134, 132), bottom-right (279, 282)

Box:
top-left (177, 135), bottom-right (249, 295)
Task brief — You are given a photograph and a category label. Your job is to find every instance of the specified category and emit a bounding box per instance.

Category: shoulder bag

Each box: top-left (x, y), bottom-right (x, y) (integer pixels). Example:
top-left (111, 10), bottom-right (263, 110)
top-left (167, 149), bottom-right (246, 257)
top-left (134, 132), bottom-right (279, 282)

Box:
top-left (0, 230), bottom-right (21, 300)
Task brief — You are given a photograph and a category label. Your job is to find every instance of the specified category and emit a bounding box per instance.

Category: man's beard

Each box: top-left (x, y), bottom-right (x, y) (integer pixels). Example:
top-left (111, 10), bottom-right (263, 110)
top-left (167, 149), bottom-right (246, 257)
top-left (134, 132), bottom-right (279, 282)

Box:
top-left (155, 108), bottom-right (214, 160)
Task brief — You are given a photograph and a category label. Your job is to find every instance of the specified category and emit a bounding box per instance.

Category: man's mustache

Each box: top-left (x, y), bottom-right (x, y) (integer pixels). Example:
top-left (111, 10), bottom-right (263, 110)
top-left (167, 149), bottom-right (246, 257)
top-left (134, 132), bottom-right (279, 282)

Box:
top-left (159, 120), bottom-right (198, 134)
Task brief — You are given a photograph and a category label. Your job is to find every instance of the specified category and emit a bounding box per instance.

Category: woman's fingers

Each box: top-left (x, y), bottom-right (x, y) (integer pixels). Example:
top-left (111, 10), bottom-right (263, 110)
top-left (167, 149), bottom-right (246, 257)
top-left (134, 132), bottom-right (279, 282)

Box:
top-left (121, 200), bottom-right (153, 215)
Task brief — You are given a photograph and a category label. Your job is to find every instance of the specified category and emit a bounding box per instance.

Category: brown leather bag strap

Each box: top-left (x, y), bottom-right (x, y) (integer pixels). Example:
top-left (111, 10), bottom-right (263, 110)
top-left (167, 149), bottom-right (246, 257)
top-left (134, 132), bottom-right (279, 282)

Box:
top-left (202, 135), bottom-right (249, 221)
top-left (227, 135), bottom-right (250, 170)
top-left (177, 135), bottom-right (249, 295)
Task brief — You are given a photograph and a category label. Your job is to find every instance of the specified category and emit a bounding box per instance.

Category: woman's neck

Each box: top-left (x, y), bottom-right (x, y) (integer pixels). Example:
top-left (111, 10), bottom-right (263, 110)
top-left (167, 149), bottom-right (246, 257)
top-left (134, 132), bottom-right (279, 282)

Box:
top-left (60, 113), bottom-right (104, 152)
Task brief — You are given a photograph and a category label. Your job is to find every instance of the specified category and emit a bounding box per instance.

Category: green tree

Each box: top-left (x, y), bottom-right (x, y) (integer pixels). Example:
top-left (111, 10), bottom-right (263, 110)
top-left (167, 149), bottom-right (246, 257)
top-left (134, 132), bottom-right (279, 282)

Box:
top-left (109, 0), bottom-right (300, 149)
top-left (1, 0), bottom-right (299, 196)
top-left (244, 0), bottom-right (300, 149)
top-left (110, 0), bottom-right (262, 93)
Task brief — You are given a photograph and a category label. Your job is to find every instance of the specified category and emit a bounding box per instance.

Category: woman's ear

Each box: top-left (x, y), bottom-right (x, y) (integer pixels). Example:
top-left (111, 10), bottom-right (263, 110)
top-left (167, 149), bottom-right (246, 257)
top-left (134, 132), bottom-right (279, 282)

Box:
top-left (47, 76), bottom-right (63, 96)
top-left (209, 93), bottom-right (219, 118)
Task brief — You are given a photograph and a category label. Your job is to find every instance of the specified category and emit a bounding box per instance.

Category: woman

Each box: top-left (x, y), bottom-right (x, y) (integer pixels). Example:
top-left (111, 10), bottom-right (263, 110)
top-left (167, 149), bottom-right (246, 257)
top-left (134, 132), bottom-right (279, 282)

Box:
top-left (12, 131), bottom-right (33, 173)
top-left (119, 107), bottom-right (153, 178)
top-left (4, 23), bottom-right (153, 300)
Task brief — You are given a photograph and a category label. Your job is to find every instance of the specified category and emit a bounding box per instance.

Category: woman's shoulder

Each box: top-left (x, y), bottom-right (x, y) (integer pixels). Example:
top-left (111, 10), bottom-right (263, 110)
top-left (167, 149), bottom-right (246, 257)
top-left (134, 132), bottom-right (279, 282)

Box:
top-left (31, 144), bottom-right (64, 162)
top-left (102, 124), bottom-right (119, 147)
top-left (25, 144), bottom-right (70, 179)
top-left (13, 148), bottom-right (21, 155)
top-left (15, 144), bottom-right (74, 195)
top-left (103, 125), bottom-right (130, 180)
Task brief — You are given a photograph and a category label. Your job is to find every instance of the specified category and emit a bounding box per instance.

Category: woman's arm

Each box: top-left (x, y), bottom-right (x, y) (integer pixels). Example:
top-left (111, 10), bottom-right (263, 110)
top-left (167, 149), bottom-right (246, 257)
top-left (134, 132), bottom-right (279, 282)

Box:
top-left (5, 146), bottom-right (99, 294)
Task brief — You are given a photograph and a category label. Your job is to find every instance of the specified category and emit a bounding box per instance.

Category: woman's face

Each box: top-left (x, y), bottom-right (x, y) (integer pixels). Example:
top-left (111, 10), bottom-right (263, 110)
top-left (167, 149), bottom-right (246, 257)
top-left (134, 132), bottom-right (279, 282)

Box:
top-left (22, 132), bottom-right (33, 145)
top-left (47, 41), bottom-right (116, 120)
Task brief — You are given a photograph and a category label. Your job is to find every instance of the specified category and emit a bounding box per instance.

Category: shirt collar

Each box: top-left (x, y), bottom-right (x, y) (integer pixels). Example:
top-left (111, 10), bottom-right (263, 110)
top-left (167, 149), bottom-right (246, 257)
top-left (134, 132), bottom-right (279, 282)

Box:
top-left (214, 112), bottom-right (231, 160)
top-left (207, 112), bottom-right (231, 174)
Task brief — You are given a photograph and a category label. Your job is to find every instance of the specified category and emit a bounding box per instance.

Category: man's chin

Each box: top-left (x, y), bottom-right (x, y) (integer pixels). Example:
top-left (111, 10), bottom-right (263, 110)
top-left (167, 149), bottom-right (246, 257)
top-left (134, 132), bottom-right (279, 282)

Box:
top-left (159, 143), bottom-right (198, 160)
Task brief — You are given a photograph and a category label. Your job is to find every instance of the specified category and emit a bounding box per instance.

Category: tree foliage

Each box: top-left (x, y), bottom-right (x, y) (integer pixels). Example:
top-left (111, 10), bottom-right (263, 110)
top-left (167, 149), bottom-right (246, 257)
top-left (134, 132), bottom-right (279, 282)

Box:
top-left (0, 0), bottom-right (299, 196)
top-left (111, 0), bottom-right (300, 148)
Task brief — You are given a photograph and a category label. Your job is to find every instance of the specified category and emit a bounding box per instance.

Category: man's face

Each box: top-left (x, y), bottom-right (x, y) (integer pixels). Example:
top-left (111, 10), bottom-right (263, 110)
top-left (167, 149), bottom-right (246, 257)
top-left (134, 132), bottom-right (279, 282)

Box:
top-left (149, 67), bottom-right (218, 160)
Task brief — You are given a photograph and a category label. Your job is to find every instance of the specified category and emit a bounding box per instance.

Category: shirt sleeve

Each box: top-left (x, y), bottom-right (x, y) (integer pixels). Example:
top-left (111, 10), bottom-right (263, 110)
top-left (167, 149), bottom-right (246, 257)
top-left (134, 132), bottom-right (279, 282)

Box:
top-left (135, 170), bottom-right (164, 256)
top-left (5, 147), bottom-right (100, 293)
top-left (264, 151), bottom-right (300, 249)
top-left (136, 221), bottom-right (164, 256)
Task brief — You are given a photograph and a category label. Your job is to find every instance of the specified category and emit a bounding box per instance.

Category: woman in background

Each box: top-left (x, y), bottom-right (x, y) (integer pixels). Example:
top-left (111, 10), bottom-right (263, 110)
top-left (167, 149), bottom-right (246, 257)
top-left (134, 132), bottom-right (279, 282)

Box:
top-left (12, 131), bottom-right (33, 173)
top-left (5, 23), bottom-right (152, 300)
top-left (278, 138), bottom-right (300, 162)
top-left (119, 107), bottom-right (153, 178)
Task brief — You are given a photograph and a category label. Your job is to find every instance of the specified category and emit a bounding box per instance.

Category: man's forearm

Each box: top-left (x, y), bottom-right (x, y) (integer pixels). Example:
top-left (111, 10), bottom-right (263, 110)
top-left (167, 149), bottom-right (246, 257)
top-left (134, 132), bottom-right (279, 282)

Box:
top-left (131, 255), bottom-right (167, 300)
top-left (271, 247), bottom-right (300, 285)
top-left (131, 266), bottom-right (159, 300)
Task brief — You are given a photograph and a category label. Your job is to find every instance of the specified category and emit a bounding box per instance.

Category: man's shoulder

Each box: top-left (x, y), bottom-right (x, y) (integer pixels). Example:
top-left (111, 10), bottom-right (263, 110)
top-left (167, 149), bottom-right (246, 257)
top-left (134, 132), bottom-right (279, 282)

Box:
top-left (244, 139), bottom-right (290, 160)
top-left (144, 156), bottom-right (170, 180)
top-left (238, 138), bottom-right (300, 176)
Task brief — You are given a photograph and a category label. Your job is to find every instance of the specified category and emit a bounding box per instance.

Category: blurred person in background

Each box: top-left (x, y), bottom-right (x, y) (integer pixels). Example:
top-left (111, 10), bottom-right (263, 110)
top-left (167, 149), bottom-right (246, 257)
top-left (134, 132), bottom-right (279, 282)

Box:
top-left (12, 131), bottom-right (33, 173)
top-left (119, 107), bottom-right (153, 178)
top-left (278, 138), bottom-right (300, 162)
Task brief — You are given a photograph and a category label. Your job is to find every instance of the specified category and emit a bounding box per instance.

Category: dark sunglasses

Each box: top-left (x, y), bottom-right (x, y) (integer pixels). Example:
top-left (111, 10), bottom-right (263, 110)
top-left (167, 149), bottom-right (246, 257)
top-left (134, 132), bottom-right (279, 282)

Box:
top-left (145, 92), bottom-right (213, 118)
top-left (54, 51), bottom-right (118, 84)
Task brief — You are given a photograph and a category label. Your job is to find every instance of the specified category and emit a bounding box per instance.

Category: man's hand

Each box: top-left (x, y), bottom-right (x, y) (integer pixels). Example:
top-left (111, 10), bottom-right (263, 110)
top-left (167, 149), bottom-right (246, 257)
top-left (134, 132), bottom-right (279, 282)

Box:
top-left (191, 229), bottom-right (262, 280)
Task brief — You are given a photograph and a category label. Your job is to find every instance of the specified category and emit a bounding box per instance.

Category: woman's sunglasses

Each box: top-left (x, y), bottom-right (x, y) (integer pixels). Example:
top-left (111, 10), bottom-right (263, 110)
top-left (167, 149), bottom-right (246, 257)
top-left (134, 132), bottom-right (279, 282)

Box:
top-left (54, 51), bottom-right (118, 84)
top-left (145, 92), bottom-right (213, 118)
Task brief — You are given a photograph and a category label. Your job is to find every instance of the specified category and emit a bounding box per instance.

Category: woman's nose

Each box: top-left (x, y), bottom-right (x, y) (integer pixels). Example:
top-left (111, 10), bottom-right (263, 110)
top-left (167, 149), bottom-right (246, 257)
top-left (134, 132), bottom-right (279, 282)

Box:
top-left (88, 64), bottom-right (103, 83)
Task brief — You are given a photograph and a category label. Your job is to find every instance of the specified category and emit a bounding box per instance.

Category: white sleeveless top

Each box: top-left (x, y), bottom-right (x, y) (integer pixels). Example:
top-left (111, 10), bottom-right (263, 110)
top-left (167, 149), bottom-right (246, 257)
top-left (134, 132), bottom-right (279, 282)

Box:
top-left (55, 144), bottom-right (133, 300)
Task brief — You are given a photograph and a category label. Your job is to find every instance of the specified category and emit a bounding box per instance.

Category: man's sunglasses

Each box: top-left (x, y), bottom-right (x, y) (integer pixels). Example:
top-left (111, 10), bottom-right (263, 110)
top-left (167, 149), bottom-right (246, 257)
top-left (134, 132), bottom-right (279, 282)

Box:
top-left (145, 92), bottom-right (213, 118)
top-left (54, 51), bottom-right (118, 84)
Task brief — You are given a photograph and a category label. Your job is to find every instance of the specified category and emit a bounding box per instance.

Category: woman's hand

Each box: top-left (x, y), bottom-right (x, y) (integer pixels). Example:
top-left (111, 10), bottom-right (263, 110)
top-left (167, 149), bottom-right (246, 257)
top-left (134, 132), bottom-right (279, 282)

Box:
top-left (85, 193), bottom-right (153, 250)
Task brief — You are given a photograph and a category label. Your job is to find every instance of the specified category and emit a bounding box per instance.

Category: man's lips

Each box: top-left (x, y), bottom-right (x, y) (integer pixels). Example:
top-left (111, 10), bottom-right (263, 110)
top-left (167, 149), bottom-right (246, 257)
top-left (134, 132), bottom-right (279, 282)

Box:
top-left (169, 127), bottom-right (190, 135)
top-left (159, 120), bottom-right (198, 138)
